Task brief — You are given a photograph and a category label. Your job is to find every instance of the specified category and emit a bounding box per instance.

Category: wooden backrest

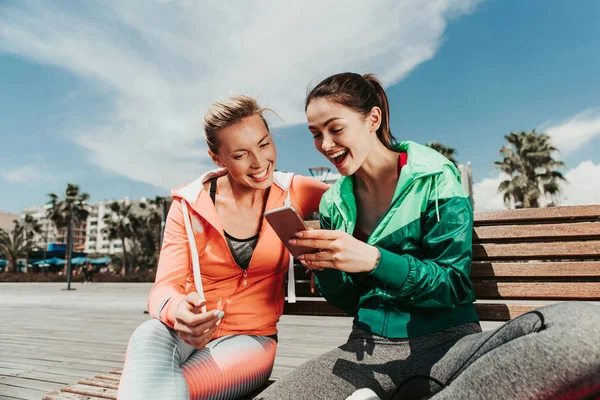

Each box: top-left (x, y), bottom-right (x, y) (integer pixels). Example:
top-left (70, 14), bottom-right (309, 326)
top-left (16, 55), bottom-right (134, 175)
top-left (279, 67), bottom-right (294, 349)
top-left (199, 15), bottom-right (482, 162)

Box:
top-left (284, 205), bottom-right (600, 321)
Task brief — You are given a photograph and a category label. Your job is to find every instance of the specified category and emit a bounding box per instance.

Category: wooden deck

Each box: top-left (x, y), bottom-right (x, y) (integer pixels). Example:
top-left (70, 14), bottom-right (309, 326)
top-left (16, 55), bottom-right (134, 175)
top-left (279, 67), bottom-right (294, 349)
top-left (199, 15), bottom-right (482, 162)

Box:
top-left (0, 282), bottom-right (504, 400)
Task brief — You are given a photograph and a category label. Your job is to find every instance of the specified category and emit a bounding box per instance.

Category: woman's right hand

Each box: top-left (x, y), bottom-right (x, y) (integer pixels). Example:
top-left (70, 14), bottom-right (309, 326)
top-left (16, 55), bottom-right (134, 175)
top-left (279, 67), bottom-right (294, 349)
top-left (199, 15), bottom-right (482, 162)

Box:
top-left (173, 292), bottom-right (224, 350)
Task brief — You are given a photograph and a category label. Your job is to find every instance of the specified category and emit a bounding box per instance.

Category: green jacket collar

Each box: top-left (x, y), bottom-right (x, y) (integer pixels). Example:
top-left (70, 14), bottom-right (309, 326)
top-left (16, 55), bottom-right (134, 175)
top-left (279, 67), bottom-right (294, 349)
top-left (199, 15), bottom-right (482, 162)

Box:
top-left (329, 141), bottom-right (459, 228)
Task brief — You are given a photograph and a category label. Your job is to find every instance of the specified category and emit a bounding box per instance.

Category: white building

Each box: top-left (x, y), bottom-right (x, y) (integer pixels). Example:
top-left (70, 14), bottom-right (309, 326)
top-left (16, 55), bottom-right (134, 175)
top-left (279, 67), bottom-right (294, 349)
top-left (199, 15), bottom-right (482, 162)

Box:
top-left (20, 196), bottom-right (149, 255)
top-left (84, 201), bottom-right (124, 255)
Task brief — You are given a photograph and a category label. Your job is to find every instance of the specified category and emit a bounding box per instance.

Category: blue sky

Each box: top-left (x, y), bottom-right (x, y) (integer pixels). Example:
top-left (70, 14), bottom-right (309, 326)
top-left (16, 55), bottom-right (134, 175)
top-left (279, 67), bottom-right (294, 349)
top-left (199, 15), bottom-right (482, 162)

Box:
top-left (1, 0), bottom-right (600, 213)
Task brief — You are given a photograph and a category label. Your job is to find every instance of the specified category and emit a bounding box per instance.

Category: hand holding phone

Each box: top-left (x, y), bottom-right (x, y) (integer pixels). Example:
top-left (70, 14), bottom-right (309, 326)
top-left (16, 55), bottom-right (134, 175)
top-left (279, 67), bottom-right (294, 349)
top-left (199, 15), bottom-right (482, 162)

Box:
top-left (264, 206), bottom-right (318, 257)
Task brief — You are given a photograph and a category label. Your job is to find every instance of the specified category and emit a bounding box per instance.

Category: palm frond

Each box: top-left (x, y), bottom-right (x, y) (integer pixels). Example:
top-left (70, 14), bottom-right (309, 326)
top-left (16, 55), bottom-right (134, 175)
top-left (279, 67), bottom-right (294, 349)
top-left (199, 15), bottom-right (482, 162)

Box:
top-left (494, 129), bottom-right (566, 209)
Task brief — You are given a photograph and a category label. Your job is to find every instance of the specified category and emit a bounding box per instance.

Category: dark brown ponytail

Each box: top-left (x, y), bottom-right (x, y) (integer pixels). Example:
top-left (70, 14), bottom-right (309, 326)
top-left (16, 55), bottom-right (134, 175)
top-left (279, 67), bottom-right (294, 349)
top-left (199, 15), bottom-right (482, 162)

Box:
top-left (305, 72), bottom-right (397, 150)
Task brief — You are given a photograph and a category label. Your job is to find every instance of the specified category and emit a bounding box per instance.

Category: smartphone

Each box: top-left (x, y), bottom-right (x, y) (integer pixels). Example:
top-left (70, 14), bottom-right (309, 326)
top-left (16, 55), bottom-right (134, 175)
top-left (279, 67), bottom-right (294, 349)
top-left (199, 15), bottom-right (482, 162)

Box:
top-left (264, 205), bottom-right (318, 257)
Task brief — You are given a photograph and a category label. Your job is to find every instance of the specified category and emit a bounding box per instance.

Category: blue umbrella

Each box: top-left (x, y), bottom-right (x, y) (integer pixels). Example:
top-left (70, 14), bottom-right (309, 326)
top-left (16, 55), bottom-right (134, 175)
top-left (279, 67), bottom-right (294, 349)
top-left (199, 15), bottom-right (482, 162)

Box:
top-left (90, 256), bottom-right (111, 265)
top-left (32, 257), bottom-right (65, 266)
top-left (70, 256), bottom-right (89, 265)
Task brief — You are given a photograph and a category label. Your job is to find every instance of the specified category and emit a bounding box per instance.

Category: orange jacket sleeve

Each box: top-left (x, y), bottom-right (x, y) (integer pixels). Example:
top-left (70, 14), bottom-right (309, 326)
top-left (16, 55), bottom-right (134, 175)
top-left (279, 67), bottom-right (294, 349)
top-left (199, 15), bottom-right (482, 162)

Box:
top-left (147, 199), bottom-right (190, 328)
top-left (290, 176), bottom-right (329, 218)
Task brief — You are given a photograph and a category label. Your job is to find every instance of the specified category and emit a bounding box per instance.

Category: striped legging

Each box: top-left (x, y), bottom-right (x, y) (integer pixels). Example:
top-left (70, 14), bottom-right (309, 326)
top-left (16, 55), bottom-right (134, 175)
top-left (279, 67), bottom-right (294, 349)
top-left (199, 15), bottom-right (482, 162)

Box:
top-left (118, 319), bottom-right (277, 400)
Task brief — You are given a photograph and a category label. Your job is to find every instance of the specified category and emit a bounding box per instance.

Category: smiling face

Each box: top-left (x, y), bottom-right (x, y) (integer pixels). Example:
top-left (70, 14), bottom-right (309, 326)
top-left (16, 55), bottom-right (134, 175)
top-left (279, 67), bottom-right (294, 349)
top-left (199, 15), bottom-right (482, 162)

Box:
top-left (306, 99), bottom-right (381, 176)
top-left (209, 114), bottom-right (276, 190)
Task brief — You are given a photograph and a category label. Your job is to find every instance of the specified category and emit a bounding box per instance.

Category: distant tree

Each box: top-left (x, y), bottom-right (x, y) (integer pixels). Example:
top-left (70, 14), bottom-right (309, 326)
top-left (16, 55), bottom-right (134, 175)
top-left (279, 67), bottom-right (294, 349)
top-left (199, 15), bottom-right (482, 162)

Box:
top-left (145, 196), bottom-right (169, 256)
top-left (494, 130), bottom-right (566, 208)
top-left (21, 215), bottom-right (42, 271)
top-left (426, 142), bottom-right (458, 167)
top-left (102, 200), bottom-right (140, 275)
top-left (0, 219), bottom-right (38, 273)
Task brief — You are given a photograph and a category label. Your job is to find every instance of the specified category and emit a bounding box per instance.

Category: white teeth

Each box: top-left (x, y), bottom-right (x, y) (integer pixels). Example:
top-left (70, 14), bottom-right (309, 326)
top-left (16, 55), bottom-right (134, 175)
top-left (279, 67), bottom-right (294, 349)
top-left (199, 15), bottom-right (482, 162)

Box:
top-left (329, 150), bottom-right (348, 160)
top-left (250, 169), bottom-right (268, 179)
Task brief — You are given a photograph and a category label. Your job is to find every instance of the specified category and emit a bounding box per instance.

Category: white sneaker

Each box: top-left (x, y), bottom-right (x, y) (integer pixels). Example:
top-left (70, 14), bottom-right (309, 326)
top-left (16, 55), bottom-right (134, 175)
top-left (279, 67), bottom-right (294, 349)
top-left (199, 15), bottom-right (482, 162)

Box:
top-left (345, 388), bottom-right (381, 400)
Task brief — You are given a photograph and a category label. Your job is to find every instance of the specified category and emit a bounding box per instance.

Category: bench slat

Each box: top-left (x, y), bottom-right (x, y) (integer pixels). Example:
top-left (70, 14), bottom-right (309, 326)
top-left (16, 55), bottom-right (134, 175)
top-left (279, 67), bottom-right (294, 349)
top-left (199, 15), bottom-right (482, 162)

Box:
top-left (293, 276), bottom-right (600, 300)
top-left (62, 384), bottom-right (117, 399)
top-left (284, 300), bottom-right (347, 316)
top-left (294, 261), bottom-right (600, 281)
top-left (307, 206), bottom-right (600, 229)
top-left (284, 299), bottom-right (557, 322)
top-left (471, 261), bottom-right (600, 278)
top-left (473, 222), bottom-right (600, 242)
top-left (474, 281), bottom-right (600, 300)
top-left (292, 280), bottom-right (600, 300)
top-left (473, 303), bottom-right (546, 321)
top-left (473, 240), bottom-right (600, 260)
top-left (474, 205), bottom-right (600, 224)
top-left (304, 219), bottom-right (600, 243)
top-left (94, 374), bottom-right (120, 382)
top-left (78, 378), bottom-right (119, 390)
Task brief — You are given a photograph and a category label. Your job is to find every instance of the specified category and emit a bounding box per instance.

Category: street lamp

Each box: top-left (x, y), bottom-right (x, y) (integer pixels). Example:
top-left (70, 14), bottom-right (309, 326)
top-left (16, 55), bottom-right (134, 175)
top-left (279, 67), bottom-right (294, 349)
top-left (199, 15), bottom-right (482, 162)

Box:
top-left (309, 167), bottom-right (331, 183)
top-left (63, 186), bottom-right (82, 291)
top-left (62, 203), bottom-right (76, 291)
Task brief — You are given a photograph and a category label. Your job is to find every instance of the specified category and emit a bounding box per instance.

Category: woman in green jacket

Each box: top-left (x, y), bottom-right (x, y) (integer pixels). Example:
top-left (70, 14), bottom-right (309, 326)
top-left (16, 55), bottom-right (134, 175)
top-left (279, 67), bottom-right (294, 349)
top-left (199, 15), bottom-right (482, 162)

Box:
top-left (257, 73), bottom-right (600, 400)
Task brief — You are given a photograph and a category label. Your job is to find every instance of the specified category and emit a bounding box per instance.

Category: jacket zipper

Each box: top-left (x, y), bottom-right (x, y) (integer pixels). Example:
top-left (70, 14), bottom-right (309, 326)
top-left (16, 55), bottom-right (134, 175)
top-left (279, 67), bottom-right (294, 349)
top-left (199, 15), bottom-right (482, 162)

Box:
top-left (383, 301), bottom-right (389, 337)
top-left (215, 268), bottom-right (248, 337)
top-left (214, 220), bottom-right (266, 337)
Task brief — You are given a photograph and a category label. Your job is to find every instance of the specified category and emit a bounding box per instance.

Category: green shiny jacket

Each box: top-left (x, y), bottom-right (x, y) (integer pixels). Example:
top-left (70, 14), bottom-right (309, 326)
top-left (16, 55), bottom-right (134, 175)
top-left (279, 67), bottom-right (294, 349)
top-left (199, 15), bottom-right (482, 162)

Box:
top-left (315, 141), bottom-right (479, 338)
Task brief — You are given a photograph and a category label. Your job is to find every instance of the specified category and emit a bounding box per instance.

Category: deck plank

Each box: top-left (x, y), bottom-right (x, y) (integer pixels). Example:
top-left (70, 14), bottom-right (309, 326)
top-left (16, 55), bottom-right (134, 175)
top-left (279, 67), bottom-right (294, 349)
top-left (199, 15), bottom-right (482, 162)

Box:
top-left (0, 378), bottom-right (47, 400)
top-left (0, 376), bottom-right (62, 392)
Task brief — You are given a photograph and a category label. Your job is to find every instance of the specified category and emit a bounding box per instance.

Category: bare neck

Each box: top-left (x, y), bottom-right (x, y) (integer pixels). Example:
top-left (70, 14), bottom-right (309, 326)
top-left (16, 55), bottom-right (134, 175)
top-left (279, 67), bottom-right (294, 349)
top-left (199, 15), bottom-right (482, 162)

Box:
top-left (223, 174), bottom-right (269, 209)
top-left (354, 141), bottom-right (399, 194)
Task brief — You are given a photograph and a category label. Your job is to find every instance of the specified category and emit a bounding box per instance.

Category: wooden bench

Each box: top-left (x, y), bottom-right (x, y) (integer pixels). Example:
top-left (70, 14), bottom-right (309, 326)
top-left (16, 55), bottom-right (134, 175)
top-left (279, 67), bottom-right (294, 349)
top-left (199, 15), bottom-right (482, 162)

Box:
top-left (44, 205), bottom-right (600, 399)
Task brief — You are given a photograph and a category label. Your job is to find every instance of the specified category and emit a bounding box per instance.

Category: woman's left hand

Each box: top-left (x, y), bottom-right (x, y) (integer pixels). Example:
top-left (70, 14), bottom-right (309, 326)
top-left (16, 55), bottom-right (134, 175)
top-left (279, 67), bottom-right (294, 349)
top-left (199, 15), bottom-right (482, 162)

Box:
top-left (290, 229), bottom-right (380, 274)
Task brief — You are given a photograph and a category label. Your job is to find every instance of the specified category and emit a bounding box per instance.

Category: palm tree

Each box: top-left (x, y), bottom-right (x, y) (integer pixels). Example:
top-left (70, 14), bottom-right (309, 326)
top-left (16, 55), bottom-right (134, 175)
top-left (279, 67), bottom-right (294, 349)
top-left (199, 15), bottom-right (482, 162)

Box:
top-left (494, 130), bottom-right (566, 209)
top-left (121, 196), bottom-right (169, 272)
top-left (426, 142), bottom-right (458, 167)
top-left (0, 220), bottom-right (38, 273)
top-left (47, 183), bottom-right (90, 288)
top-left (126, 218), bottom-right (156, 272)
top-left (103, 200), bottom-right (139, 275)
top-left (142, 196), bottom-right (169, 256)
top-left (21, 215), bottom-right (42, 272)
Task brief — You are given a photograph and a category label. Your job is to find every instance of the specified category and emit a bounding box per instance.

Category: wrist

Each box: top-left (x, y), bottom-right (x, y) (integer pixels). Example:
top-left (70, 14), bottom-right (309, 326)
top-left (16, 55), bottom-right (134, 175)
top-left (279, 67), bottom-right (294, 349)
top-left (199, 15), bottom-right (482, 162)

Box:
top-left (364, 246), bottom-right (380, 272)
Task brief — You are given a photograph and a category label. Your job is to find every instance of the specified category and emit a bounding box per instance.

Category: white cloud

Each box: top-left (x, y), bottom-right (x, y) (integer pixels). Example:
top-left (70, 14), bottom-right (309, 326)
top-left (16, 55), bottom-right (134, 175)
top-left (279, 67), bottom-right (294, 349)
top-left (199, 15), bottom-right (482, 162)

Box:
top-left (472, 174), bottom-right (506, 211)
top-left (473, 160), bottom-right (600, 211)
top-left (0, 0), bottom-right (484, 190)
top-left (0, 165), bottom-right (54, 186)
top-left (543, 109), bottom-right (600, 155)
top-left (562, 161), bottom-right (600, 205)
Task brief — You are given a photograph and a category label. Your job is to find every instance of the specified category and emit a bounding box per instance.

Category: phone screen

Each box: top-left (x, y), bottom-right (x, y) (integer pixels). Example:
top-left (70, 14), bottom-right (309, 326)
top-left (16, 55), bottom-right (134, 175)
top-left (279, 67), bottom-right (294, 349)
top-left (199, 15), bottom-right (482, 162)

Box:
top-left (264, 206), bottom-right (318, 257)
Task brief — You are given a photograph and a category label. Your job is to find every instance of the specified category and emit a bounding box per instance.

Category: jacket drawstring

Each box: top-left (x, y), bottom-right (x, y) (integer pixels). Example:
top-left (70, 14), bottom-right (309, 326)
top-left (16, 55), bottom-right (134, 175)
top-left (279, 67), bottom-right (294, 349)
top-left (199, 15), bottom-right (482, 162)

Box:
top-left (285, 191), bottom-right (297, 303)
top-left (180, 199), bottom-right (207, 312)
top-left (434, 175), bottom-right (440, 222)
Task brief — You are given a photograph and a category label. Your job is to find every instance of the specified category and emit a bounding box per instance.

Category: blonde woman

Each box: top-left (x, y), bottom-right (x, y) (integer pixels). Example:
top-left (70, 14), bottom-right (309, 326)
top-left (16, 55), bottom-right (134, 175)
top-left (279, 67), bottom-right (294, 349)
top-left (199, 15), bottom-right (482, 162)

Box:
top-left (118, 96), bottom-right (328, 400)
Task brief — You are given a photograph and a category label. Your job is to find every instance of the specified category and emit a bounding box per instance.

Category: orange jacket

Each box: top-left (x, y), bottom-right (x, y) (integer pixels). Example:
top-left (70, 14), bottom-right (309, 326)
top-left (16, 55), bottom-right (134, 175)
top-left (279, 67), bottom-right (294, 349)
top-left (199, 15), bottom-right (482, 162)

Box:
top-left (148, 169), bottom-right (327, 338)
